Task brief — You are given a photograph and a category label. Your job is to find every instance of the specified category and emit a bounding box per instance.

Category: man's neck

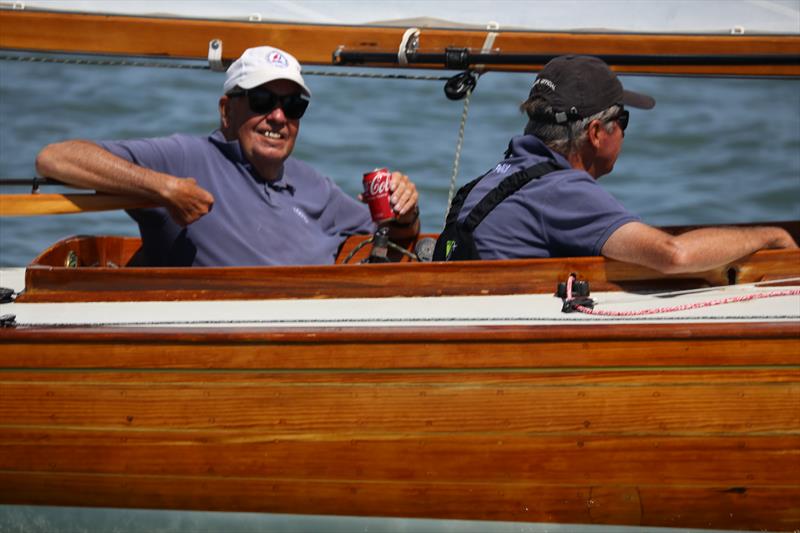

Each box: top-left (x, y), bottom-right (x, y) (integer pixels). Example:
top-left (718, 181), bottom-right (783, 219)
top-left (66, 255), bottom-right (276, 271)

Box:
top-left (568, 150), bottom-right (600, 180)
top-left (253, 161), bottom-right (284, 183)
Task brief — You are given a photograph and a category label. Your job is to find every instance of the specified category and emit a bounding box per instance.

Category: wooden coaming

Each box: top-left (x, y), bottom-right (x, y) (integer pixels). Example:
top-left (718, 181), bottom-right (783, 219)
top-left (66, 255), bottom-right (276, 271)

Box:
top-left (15, 234), bottom-right (800, 302)
top-left (0, 323), bottom-right (799, 529)
top-left (1, 9), bottom-right (799, 76)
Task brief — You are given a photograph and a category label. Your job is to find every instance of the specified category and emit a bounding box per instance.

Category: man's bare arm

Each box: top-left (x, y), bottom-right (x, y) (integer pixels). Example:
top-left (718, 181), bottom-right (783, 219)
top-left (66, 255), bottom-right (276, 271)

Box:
top-left (601, 221), bottom-right (797, 274)
top-left (35, 140), bottom-right (214, 226)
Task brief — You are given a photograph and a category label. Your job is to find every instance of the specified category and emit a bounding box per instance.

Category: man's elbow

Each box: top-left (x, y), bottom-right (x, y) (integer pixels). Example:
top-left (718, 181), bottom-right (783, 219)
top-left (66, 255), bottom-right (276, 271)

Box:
top-left (35, 144), bottom-right (58, 177)
top-left (651, 240), bottom-right (694, 274)
top-left (35, 141), bottom-right (77, 178)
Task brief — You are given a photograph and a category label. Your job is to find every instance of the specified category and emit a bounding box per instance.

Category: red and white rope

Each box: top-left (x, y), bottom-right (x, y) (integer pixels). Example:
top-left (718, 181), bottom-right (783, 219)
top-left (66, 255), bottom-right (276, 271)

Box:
top-left (565, 275), bottom-right (800, 317)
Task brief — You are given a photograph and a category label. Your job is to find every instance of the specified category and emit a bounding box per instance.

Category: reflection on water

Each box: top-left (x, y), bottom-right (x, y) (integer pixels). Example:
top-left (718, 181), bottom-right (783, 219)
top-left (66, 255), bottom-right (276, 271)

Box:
top-left (0, 505), bottom-right (741, 533)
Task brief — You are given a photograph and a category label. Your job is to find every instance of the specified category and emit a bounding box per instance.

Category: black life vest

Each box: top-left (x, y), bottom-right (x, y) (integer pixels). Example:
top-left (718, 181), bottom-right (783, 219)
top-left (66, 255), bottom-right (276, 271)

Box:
top-left (433, 160), bottom-right (564, 261)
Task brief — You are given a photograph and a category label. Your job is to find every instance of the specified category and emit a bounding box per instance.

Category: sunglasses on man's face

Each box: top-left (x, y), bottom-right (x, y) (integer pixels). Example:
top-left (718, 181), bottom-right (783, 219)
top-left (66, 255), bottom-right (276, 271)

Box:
top-left (611, 108), bottom-right (630, 134)
top-left (228, 88), bottom-right (309, 120)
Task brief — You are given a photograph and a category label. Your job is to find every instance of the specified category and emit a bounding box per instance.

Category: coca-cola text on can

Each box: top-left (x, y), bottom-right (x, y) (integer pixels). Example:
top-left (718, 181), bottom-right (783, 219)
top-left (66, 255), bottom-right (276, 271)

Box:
top-left (362, 168), bottom-right (395, 224)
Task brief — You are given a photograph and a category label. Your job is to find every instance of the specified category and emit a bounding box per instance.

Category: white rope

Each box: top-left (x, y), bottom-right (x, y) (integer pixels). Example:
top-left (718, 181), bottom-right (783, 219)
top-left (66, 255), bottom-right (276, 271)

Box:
top-left (444, 89), bottom-right (473, 224)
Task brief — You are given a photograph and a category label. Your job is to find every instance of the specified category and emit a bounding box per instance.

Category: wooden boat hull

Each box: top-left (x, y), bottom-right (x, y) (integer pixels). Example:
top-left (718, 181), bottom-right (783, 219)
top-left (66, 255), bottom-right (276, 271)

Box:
top-left (1, 323), bottom-right (799, 529)
top-left (1, 230), bottom-right (799, 529)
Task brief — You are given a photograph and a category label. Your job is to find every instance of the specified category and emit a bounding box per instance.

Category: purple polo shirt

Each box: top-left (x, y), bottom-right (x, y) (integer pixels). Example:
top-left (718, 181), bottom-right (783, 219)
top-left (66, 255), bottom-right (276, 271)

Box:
top-left (461, 135), bottom-right (639, 259)
top-left (98, 131), bottom-right (374, 266)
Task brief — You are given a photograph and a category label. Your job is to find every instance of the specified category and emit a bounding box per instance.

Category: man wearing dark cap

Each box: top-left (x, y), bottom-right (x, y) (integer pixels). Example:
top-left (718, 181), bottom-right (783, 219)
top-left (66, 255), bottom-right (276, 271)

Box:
top-left (434, 55), bottom-right (796, 271)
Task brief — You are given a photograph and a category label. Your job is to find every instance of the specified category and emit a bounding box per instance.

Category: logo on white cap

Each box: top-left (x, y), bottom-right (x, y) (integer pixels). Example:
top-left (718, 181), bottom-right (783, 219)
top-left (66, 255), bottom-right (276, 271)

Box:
top-left (268, 51), bottom-right (289, 69)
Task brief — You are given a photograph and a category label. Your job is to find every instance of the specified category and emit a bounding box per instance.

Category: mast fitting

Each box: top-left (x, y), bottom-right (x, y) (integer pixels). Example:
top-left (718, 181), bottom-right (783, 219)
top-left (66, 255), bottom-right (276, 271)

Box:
top-left (208, 39), bottom-right (225, 72)
top-left (398, 27), bottom-right (420, 66)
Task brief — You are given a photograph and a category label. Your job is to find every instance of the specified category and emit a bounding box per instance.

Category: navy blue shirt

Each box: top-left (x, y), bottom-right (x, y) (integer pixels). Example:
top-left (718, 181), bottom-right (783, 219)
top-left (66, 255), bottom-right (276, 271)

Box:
top-left (98, 131), bottom-right (374, 266)
top-left (461, 135), bottom-right (639, 259)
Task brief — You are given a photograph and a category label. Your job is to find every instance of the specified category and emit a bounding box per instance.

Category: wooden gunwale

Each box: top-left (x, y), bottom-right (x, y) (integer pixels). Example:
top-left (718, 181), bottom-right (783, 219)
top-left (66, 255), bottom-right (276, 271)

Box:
top-left (16, 246), bottom-right (800, 302)
top-left (1, 9), bottom-right (799, 76)
top-left (13, 221), bottom-right (799, 303)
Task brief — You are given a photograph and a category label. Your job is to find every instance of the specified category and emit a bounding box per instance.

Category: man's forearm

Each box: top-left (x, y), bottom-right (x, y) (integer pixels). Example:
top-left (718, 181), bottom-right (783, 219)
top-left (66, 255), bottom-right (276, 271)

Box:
top-left (35, 139), bottom-right (171, 202)
top-left (602, 222), bottom-right (798, 274)
top-left (35, 139), bottom-right (215, 226)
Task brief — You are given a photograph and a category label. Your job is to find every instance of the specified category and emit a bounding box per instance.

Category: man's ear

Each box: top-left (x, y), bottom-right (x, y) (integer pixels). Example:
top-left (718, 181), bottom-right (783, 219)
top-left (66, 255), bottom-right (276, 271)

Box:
top-left (218, 95), bottom-right (231, 130)
top-left (586, 119), bottom-right (604, 149)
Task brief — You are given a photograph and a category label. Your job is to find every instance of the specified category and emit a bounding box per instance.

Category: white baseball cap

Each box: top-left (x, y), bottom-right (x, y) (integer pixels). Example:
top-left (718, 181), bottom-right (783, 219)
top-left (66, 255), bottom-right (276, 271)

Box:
top-left (223, 46), bottom-right (311, 97)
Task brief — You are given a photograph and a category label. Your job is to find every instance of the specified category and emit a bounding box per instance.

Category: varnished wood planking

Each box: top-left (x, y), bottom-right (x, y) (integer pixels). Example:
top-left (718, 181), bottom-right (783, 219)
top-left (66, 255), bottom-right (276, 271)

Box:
top-left (1, 371), bottom-right (797, 434)
top-left (1, 10), bottom-right (798, 76)
top-left (1, 428), bottom-right (797, 485)
top-left (1, 471), bottom-right (796, 529)
top-left (1, 363), bottom-right (797, 527)
top-left (3, 368), bottom-right (799, 385)
top-left (1, 322), bottom-right (798, 369)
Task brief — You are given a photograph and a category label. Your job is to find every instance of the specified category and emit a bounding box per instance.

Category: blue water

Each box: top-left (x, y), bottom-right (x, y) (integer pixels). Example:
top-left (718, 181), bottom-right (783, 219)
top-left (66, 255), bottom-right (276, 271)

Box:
top-left (1, 55), bottom-right (799, 266)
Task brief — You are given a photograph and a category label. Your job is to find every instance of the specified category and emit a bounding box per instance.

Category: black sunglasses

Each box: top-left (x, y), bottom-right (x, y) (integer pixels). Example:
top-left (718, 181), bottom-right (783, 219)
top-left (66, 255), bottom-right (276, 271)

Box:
top-left (228, 88), bottom-right (310, 119)
top-left (610, 108), bottom-right (630, 134)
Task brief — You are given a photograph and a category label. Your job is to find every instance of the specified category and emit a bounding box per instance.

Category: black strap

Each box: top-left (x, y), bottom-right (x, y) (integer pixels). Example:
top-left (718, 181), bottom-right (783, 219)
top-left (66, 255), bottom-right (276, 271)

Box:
top-left (461, 160), bottom-right (563, 232)
top-left (443, 169), bottom-right (491, 229)
top-left (434, 159), bottom-right (564, 262)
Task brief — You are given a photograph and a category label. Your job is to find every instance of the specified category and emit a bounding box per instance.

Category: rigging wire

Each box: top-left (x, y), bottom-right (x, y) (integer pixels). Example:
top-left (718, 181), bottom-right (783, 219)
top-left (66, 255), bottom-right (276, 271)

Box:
top-left (0, 53), bottom-right (450, 80)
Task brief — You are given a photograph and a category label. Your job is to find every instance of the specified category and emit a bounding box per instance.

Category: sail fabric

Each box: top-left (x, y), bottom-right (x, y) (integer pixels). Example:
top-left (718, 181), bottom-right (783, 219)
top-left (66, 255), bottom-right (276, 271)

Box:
top-left (17, 0), bottom-right (800, 35)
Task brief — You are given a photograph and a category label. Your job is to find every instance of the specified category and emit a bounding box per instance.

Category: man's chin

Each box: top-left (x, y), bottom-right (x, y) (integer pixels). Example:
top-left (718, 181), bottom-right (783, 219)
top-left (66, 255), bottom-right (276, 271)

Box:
top-left (255, 143), bottom-right (292, 162)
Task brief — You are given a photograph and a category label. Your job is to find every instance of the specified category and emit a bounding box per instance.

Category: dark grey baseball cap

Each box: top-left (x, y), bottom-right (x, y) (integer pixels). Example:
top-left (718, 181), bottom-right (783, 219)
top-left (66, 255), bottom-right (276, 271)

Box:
top-left (529, 55), bottom-right (655, 123)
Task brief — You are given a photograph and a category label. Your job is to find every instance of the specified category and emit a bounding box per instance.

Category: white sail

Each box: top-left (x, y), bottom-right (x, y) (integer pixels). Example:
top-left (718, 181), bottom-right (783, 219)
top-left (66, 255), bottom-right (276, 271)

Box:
top-left (7, 0), bottom-right (800, 34)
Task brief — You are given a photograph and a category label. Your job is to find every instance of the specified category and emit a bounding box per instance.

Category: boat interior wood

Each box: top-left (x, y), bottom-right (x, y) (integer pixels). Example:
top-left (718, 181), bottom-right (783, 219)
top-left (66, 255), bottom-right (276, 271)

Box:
top-left (15, 221), bottom-right (800, 303)
top-left (1, 9), bottom-right (799, 76)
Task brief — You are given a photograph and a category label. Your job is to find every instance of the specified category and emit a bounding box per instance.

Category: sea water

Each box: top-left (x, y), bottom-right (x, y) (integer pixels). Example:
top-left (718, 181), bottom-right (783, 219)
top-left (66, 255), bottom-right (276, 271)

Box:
top-left (0, 54), bottom-right (798, 532)
top-left (1, 55), bottom-right (799, 266)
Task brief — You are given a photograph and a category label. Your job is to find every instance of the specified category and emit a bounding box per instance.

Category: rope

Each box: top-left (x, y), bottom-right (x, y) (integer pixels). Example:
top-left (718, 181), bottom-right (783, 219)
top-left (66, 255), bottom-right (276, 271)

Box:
top-left (564, 274), bottom-right (800, 316)
top-left (387, 240), bottom-right (419, 261)
top-left (445, 88), bottom-right (473, 223)
top-left (588, 276), bottom-right (800, 306)
top-left (341, 235), bottom-right (420, 263)
top-left (0, 53), bottom-right (450, 80)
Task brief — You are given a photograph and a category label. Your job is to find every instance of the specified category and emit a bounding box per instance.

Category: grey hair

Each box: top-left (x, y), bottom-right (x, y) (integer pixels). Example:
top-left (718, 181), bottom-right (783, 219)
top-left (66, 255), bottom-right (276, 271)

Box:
top-left (520, 98), bottom-right (620, 157)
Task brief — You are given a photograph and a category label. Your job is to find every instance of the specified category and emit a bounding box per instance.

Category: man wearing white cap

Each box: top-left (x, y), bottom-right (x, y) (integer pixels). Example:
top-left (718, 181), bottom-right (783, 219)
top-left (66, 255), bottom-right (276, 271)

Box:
top-left (35, 46), bottom-right (420, 266)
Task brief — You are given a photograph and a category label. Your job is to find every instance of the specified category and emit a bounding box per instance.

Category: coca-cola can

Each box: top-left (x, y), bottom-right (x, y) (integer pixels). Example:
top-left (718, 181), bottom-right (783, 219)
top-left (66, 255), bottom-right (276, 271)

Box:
top-left (362, 168), bottom-right (395, 224)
